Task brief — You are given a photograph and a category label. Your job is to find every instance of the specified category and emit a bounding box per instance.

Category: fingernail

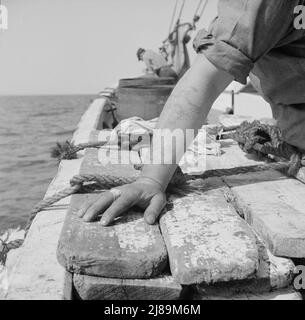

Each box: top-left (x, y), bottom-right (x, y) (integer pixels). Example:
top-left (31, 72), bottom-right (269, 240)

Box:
top-left (100, 219), bottom-right (107, 226)
top-left (83, 215), bottom-right (91, 222)
top-left (146, 215), bottom-right (155, 225)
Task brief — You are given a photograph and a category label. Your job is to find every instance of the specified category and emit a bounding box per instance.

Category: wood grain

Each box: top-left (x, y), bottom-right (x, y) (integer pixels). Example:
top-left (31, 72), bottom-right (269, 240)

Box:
top-left (224, 169), bottom-right (305, 258)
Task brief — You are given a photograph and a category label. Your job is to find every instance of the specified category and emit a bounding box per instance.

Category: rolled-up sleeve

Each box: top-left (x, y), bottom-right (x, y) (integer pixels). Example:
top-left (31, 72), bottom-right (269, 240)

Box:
top-left (193, 0), bottom-right (298, 84)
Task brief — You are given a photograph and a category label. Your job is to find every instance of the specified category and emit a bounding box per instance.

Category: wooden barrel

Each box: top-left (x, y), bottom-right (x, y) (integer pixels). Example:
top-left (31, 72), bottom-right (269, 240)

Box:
top-left (119, 77), bottom-right (176, 88)
top-left (117, 85), bottom-right (174, 121)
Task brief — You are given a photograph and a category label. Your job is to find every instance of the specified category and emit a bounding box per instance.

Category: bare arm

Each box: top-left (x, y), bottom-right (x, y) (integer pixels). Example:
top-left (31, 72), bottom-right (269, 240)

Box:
top-left (78, 54), bottom-right (233, 225)
top-left (141, 54), bottom-right (233, 188)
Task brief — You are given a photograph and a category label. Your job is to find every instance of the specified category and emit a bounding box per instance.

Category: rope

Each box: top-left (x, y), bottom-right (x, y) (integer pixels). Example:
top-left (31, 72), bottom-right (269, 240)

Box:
top-left (193, 0), bottom-right (208, 23)
top-left (176, 0), bottom-right (186, 25)
top-left (168, 0), bottom-right (179, 35)
top-left (191, 162), bottom-right (290, 181)
top-left (233, 120), bottom-right (303, 176)
top-left (50, 141), bottom-right (107, 161)
top-left (194, 0), bottom-right (204, 17)
top-left (0, 239), bottom-right (24, 266)
top-left (198, 0), bottom-right (208, 20)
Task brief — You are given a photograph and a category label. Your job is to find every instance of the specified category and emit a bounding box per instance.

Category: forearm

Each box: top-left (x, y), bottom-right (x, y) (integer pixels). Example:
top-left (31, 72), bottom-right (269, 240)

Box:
top-left (140, 54), bottom-right (233, 189)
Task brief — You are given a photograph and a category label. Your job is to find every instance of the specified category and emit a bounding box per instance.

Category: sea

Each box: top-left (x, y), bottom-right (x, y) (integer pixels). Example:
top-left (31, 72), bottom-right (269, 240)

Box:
top-left (0, 94), bottom-right (96, 234)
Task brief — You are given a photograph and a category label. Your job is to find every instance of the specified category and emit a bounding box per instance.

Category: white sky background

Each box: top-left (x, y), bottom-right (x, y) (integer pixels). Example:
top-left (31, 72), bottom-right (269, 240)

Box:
top-left (0, 0), bottom-right (218, 95)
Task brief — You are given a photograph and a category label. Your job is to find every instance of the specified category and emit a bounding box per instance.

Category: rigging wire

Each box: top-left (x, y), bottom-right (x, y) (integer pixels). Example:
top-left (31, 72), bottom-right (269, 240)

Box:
top-left (194, 0), bottom-right (204, 18)
top-left (168, 0), bottom-right (179, 36)
top-left (176, 0), bottom-right (186, 24)
top-left (192, 0), bottom-right (208, 25)
top-left (198, 0), bottom-right (208, 20)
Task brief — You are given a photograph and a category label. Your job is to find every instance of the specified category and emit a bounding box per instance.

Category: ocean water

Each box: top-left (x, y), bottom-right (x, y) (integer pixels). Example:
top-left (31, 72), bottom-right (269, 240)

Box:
top-left (0, 95), bottom-right (95, 234)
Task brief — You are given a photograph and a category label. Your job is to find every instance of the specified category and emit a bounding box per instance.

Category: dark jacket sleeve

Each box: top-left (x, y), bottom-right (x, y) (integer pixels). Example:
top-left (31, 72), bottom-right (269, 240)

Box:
top-left (193, 0), bottom-right (298, 84)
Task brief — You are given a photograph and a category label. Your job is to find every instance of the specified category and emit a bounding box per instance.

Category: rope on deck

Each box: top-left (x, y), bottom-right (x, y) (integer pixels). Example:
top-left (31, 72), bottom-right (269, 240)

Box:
top-left (0, 239), bottom-right (24, 266)
top-left (51, 141), bottom-right (108, 161)
top-left (233, 120), bottom-right (303, 176)
top-left (2, 121), bottom-right (304, 265)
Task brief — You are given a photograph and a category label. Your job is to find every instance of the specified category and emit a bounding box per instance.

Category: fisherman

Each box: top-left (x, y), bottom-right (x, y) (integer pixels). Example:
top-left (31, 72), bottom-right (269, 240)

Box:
top-left (137, 48), bottom-right (178, 79)
top-left (78, 0), bottom-right (305, 226)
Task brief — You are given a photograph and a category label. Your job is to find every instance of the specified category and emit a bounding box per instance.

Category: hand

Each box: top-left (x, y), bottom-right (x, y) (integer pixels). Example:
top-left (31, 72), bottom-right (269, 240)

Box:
top-left (77, 178), bottom-right (167, 226)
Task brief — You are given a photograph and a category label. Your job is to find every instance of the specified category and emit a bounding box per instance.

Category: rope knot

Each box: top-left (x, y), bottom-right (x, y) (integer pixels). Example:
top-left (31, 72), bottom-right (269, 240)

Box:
top-left (234, 121), bottom-right (303, 176)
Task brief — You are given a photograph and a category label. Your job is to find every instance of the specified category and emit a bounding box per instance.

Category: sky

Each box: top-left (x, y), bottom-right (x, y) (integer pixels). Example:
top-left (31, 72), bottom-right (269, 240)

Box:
top-left (0, 0), bottom-right (218, 95)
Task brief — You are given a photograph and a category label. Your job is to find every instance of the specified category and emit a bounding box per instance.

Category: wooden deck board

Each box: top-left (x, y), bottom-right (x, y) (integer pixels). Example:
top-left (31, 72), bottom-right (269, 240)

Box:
top-left (80, 147), bottom-right (141, 176)
top-left (57, 194), bottom-right (168, 279)
top-left (224, 169), bottom-right (305, 258)
top-left (73, 274), bottom-right (182, 300)
top-left (196, 238), bottom-right (295, 296)
top-left (160, 178), bottom-right (259, 285)
top-left (205, 140), bottom-right (265, 172)
top-left (57, 149), bottom-right (168, 279)
top-left (5, 159), bottom-right (83, 300)
top-left (194, 287), bottom-right (302, 300)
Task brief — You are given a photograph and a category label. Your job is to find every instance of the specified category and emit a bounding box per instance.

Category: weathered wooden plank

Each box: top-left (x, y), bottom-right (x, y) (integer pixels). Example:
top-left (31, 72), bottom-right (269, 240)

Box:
top-left (5, 159), bottom-right (82, 300)
top-left (205, 140), bottom-right (265, 172)
top-left (80, 148), bottom-right (141, 176)
top-left (57, 194), bottom-right (168, 279)
top-left (160, 178), bottom-right (259, 285)
top-left (72, 98), bottom-right (109, 147)
top-left (224, 169), bottom-right (305, 258)
top-left (196, 239), bottom-right (295, 297)
top-left (63, 272), bottom-right (73, 300)
top-left (194, 288), bottom-right (302, 300)
top-left (73, 274), bottom-right (182, 300)
top-left (58, 149), bottom-right (167, 279)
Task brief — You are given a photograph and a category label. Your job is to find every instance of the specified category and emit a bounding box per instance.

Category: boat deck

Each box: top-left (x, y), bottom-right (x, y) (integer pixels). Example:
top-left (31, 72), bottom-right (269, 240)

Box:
top-left (4, 92), bottom-right (304, 300)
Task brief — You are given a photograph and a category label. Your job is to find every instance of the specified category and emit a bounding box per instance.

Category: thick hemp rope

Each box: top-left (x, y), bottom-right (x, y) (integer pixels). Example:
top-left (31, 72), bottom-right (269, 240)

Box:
top-left (51, 141), bottom-right (107, 161)
top-left (233, 120), bottom-right (303, 176)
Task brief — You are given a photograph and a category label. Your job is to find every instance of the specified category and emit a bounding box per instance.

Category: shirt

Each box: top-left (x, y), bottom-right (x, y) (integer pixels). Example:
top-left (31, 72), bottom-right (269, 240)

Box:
top-left (193, 0), bottom-right (305, 150)
top-left (143, 50), bottom-right (168, 71)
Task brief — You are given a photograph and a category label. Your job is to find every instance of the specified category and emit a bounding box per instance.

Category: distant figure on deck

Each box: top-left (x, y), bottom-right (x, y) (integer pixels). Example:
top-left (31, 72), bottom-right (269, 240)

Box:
top-left (136, 48), bottom-right (178, 79)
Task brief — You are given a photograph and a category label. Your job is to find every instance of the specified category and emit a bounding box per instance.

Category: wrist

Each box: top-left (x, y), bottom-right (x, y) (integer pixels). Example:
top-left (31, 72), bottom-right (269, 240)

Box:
top-left (137, 175), bottom-right (166, 192)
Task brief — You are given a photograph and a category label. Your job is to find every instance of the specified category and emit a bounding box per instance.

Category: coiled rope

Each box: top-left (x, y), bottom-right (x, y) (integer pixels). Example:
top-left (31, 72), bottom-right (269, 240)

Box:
top-left (233, 120), bottom-right (303, 176)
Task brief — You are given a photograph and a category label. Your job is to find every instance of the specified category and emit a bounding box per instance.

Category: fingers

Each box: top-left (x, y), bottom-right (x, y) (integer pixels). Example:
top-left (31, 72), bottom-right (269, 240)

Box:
top-left (100, 193), bottom-right (136, 226)
top-left (79, 192), bottom-right (114, 222)
top-left (75, 184), bottom-right (167, 226)
top-left (144, 193), bottom-right (167, 225)
top-left (77, 198), bottom-right (96, 218)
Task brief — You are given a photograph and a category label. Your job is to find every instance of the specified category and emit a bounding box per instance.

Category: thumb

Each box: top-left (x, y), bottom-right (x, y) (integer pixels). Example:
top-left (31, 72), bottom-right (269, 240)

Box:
top-left (144, 192), bottom-right (167, 225)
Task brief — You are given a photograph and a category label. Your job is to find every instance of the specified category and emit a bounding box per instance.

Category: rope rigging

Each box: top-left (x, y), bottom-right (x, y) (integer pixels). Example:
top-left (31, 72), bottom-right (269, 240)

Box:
top-left (168, 0), bottom-right (179, 37)
top-left (164, 0), bottom-right (208, 44)
top-left (176, 0), bottom-right (186, 26)
top-left (193, 0), bottom-right (207, 22)
top-left (166, 0), bottom-right (187, 41)
top-left (198, 0), bottom-right (208, 19)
